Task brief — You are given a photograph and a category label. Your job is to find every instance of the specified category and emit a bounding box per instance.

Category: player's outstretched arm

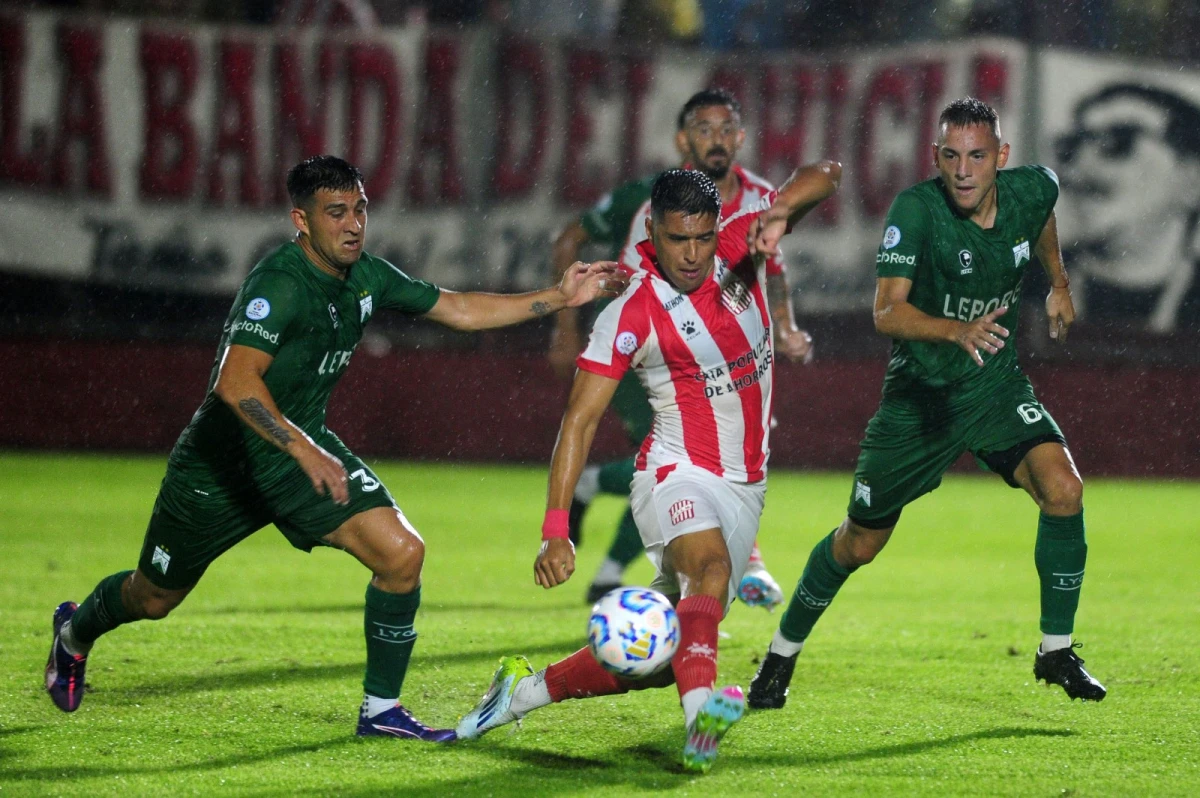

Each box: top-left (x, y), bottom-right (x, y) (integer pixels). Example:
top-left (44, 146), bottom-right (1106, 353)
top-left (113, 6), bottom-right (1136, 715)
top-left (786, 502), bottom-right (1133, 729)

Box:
top-left (422, 261), bottom-right (627, 332)
top-left (748, 159), bottom-right (843, 258)
top-left (535, 370), bottom-right (621, 590)
top-left (873, 277), bottom-right (1009, 367)
top-left (767, 268), bottom-right (814, 364)
top-left (1035, 211), bottom-right (1075, 342)
top-left (214, 344), bottom-right (349, 504)
top-left (548, 221), bottom-right (593, 379)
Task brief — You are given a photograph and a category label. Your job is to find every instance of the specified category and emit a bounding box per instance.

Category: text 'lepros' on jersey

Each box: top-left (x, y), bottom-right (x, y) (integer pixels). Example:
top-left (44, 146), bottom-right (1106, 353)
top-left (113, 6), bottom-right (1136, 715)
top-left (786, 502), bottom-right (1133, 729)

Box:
top-left (942, 288), bottom-right (1020, 323)
top-left (318, 349), bottom-right (354, 375)
top-left (230, 319), bottom-right (280, 344)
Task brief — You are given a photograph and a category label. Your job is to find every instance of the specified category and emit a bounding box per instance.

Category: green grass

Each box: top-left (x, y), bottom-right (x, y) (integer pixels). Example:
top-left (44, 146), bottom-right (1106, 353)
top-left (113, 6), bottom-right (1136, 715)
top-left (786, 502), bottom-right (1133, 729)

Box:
top-left (1, 452), bottom-right (1198, 796)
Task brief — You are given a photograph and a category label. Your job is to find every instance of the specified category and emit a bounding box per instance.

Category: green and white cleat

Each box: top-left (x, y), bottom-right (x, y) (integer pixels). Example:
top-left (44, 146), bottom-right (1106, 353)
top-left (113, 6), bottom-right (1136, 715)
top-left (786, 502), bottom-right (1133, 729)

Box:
top-left (682, 685), bottom-right (746, 773)
top-left (456, 655), bottom-right (535, 740)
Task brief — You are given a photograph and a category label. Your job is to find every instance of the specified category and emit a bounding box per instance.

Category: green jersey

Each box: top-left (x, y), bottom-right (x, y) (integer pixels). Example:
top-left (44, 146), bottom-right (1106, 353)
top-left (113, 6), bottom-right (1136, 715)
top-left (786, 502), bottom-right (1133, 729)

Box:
top-left (168, 241), bottom-right (440, 488)
top-left (875, 165), bottom-right (1059, 394)
top-left (580, 175), bottom-right (655, 260)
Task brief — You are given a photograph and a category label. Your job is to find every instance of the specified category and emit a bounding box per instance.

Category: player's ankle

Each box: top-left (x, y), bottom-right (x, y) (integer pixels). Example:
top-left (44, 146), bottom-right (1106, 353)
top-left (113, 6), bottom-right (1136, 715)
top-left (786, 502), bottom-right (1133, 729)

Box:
top-left (509, 668), bottom-right (551, 715)
top-left (59, 620), bottom-right (91, 657)
top-left (1040, 633), bottom-right (1072, 654)
top-left (768, 629), bottom-right (804, 658)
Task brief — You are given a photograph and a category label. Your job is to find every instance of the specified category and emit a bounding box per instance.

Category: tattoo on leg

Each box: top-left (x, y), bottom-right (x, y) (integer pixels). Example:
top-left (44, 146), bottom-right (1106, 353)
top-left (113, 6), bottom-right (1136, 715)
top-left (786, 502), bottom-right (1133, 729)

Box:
top-left (530, 301), bottom-right (551, 316)
top-left (237, 398), bottom-right (294, 446)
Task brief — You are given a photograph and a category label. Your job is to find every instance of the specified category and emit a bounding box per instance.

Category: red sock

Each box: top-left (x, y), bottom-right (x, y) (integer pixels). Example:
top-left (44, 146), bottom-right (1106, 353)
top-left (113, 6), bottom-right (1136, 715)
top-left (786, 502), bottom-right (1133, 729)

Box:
top-left (545, 647), bottom-right (626, 702)
top-left (672, 594), bottom-right (722, 699)
top-left (748, 542), bottom-right (764, 568)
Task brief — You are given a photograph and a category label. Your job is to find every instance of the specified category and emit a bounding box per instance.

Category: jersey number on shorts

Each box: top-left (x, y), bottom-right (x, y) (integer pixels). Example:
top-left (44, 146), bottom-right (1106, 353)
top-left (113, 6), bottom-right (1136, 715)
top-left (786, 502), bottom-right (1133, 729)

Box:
top-left (350, 469), bottom-right (380, 492)
top-left (1017, 403), bottom-right (1044, 425)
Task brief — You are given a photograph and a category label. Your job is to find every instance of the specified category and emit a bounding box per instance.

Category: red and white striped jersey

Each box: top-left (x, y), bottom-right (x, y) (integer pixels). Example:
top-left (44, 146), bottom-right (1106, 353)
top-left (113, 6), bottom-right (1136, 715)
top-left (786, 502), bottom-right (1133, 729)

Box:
top-left (578, 195), bottom-right (779, 484)
top-left (617, 165), bottom-right (786, 278)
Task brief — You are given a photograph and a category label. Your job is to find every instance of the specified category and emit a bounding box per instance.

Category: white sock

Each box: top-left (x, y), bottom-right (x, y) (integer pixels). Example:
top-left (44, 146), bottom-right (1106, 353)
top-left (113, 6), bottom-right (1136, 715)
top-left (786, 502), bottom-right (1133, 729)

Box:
top-left (592, 557), bottom-right (625, 586)
top-left (769, 629), bottom-right (804, 658)
top-left (681, 687), bottom-right (712, 729)
top-left (509, 668), bottom-right (552, 716)
top-left (364, 695), bottom-right (397, 717)
top-left (574, 465), bottom-right (601, 504)
top-left (1041, 634), bottom-right (1072, 654)
top-left (59, 620), bottom-right (90, 657)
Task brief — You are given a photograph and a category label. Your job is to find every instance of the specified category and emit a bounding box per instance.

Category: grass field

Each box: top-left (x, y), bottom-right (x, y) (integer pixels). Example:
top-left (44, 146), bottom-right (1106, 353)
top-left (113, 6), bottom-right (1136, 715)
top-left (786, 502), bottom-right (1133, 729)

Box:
top-left (1, 452), bottom-right (1197, 796)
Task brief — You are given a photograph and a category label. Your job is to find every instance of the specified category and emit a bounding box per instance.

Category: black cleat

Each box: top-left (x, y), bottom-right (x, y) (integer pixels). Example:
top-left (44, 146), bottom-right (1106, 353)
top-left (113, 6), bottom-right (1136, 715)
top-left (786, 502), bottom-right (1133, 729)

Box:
top-left (748, 650), bottom-right (797, 709)
top-left (568, 498), bottom-right (589, 546)
top-left (585, 581), bottom-right (622, 605)
top-left (1034, 643), bottom-right (1107, 701)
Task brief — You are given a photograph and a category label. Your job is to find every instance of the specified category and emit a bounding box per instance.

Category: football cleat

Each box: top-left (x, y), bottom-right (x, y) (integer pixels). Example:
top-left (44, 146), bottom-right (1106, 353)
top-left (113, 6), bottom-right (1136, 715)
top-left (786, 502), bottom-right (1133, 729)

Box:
top-left (585, 581), bottom-right (623, 605)
top-left (456, 655), bottom-right (535, 740)
top-left (1034, 643), bottom-right (1107, 701)
top-left (45, 601), bottom-right (88, 713)
top-left (568, 498), bottom-right (589, 546)
top-left (682, 685), bottom-right (746, 773)
top-left (747, 650), bottom-right (798, 709)
top-left (356, 701), bottom-right (457, 742)
top-left (737, 566), bottom-right (784, 611)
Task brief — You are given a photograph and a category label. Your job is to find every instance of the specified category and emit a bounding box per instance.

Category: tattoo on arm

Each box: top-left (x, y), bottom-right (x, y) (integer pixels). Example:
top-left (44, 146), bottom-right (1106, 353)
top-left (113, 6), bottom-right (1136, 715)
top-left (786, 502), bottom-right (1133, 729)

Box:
top-left (766, 274), bottom-right (791, 321)
top-left (530, 301), bottom-right (551, 317)
top-left (237, 398), bottom-right (293, 447)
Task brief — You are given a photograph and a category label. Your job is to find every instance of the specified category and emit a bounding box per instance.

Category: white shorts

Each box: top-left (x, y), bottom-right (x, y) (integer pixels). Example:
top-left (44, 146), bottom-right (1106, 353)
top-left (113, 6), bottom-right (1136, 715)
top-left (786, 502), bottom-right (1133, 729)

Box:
top-left (630, 463), bottom-right (766, 610)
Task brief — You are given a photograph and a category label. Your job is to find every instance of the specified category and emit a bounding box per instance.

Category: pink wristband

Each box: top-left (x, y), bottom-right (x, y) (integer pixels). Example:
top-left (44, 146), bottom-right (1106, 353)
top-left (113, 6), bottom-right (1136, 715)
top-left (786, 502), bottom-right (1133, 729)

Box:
top-left (542, 509), bottom-right (570, 540)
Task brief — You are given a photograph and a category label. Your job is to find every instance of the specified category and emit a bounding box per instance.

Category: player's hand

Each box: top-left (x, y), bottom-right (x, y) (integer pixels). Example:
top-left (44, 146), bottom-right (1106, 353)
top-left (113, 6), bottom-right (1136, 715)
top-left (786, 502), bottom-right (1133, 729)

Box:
top-left (534, 538), bottom-right (576, 589)
top-left (954, 305), bottom-right (1009, 367)
top-left (548, 316), bottom-right (583, 381)
top-left (1046, 285), bottom-right (1075, 343)
top-left (293, 442), bottom-right (350, 505)
top-left (747, 211), bottom-right (789, 258)
top-left (559, 261), bottom-right (627, 308)
top-left (776, 326), bottom-right (814, 364)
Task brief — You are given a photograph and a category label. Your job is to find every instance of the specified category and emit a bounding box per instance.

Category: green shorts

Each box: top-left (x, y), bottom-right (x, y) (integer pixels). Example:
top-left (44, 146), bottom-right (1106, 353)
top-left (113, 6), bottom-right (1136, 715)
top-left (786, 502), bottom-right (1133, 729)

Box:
top-left (137, 432), bottom-right (396, 589)
top-left (612, 371), bottom-right (653, 447)
top-left (846, 375), bottom-right (1065, 528)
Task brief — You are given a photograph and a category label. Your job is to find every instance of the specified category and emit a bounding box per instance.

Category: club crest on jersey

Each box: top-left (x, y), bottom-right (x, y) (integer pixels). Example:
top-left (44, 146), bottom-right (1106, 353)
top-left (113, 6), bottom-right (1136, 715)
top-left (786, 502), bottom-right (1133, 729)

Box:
top-left (328, 303), bottom-right (340, 328)
top-left (359, 295), bottom-right (373, 322)
top-left (854, 480), bottom-right (871, 507)
top-left (1013, 240), bottom-right (1030, 267)
top-left (958, 249), bottom-right (974, 275)
top-left (720, 270), bottom-right (753, 315)
top-left (669, 499), bottom-right (695, 526)
top-left (151, 545), bottom-right (171, 574)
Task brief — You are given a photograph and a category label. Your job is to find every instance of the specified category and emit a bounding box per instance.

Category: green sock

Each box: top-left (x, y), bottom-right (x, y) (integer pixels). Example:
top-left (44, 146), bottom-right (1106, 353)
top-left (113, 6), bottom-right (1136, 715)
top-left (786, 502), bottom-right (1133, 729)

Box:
top-left (363, 583), bottom-right (420, 700)
top-left (778, 531), bottom-right (854, 644)
top-left (597, 457), bottom-right (637, 495)
top-left (70, 571), bottom-right (135, 646)
top-left (1035, 510), bottom-right (1087, 635)
top-left (606, 507), bottom-right (645, 567)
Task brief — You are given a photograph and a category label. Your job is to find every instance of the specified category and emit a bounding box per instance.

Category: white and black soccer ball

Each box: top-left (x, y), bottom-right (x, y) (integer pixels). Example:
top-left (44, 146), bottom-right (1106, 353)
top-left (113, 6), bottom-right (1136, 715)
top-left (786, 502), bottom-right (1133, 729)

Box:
top-left (587, 587), bottom-right (680, 678)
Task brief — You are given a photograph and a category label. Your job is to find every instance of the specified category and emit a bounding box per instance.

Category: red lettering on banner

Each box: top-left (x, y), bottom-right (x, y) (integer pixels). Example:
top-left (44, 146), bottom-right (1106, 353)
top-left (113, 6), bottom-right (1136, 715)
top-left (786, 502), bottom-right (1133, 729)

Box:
top-left (856, 66), bottom-right (910, 218)
top-left (619, 58), bottom-right (653, 180)
top-left (346, 42), bottom-right (401, 203)
top-left (0, 17), bottom-right (47, 186)
top-left (912, 62), bottom-right (946, 183)
top-left (52, 23), bottom-right (111, 195)
top-left (208, 38), bottom-right (261, 206)
top-left (408, 36), bottom-right (464, 205)
top-left (560, 49), bottom-right (609, 205)
top-left (139, 30), bottom-right (198, 200)
top-left (759, 65), bottom-right (816, 188)
top-left (972, 56), bottom-right (1008, 109)
top-left (816, 64), bottom-right (850, 225)
top-left (491, 36), bottom-right (548, 199)
top-left (274, 40), bottom-right (333, 202)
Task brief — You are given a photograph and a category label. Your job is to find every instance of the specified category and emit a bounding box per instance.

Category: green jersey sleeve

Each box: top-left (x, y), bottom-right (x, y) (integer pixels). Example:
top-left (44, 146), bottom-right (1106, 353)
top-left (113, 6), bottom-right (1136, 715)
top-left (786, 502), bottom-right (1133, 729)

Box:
top-left (875, 190), bottom-right (932, 280)
top-left (375, 257), bottom-right (441, 315)
top-left (229, 269), bottom-right (304, 355)
top-left (579, 177), bottom-right (653, 243)
top-left (1010, 164), bottom-right (1059, 235)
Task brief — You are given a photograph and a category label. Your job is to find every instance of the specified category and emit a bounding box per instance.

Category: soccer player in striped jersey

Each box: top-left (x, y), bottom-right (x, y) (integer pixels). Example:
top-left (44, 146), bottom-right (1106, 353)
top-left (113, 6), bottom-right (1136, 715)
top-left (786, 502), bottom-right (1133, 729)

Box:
top-left (458, 163), bottom-right (841, 773)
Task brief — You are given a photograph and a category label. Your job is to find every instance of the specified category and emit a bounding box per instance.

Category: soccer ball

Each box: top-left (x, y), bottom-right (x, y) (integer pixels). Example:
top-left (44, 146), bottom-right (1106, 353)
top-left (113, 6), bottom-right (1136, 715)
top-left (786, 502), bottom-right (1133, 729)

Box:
top-left (587, 587), bottom-right (680, 678)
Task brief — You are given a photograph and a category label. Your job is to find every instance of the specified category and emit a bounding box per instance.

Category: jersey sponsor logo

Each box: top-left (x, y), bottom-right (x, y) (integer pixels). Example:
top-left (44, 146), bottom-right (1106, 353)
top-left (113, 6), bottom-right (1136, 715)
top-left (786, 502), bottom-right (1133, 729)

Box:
top-left (854, 480), bottom-right (871, 507)
top-left (941, 289), bottom-right (1018, 323)
top-left (958, 249), bottom-right (974, 275)
top-left (231, 319), bottom-right (280, 345)
top-left (151, 545), bottom-right (171, 574)
top-left (662, 293), bottom-right (686, 312)
top-left (328, 303), bottom-right (340, 328)
top-left (359, 295), bottom-right (373, 322)
top-left (246, 297), bottom-right (271, 320)
top-left (668, 499), bottom-right (695, 525)
top-left (882, 225), bottom-right (902, 249)
top-left (1013, 240), bottom-right (1031, 267)
top-left (616, 331), bottom-right (639, 355)
top-left (877, 251), bottom-right (916, 266)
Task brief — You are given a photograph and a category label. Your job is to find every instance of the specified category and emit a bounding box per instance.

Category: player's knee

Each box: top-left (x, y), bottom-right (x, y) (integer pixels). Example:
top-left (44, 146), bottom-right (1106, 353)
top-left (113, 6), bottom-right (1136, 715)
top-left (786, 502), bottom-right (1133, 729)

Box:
top-left (841, 524), bottom-right (890, 568)
top-left (376, 536), bottom-right (425, 591)
top-left (698, 553), bottom-right (732, 591)
top-left (134, 592), bottom-right (183, 621)
top-left (1040, 472), bottom-right (1083, 515)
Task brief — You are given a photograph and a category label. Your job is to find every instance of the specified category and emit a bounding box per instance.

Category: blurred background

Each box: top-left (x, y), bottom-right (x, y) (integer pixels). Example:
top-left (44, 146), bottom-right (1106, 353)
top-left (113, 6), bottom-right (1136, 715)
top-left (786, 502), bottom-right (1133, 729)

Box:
top-left (2, 0), bottom-right (1197, 476)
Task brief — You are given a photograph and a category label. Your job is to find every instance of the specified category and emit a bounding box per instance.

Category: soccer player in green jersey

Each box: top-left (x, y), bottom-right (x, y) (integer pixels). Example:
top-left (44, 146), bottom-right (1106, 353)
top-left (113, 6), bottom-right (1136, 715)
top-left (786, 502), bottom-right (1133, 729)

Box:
top-left (749, 98), bottom-right (1107, 708)
top-left (44, 155), bottom-right (626, 740)
top-left (548, 88), bottom-right (813, 606)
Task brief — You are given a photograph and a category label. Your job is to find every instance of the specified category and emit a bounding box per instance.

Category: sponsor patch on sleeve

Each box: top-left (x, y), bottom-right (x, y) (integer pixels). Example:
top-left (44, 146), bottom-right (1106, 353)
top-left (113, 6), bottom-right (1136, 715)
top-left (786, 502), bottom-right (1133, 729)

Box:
top-left (882, 226), bottom-right (901, 250)
top-left (615, 331), bottom-right (639, 356)
top-left (246, 297), bottom-right (271, 320)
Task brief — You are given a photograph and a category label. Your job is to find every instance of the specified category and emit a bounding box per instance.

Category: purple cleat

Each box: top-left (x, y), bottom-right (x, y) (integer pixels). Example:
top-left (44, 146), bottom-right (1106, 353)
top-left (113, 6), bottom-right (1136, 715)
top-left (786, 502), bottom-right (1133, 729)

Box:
top-left (356, 701), bottom-right (457, 742)
top-left (45, 601), bottom-right (88, 712)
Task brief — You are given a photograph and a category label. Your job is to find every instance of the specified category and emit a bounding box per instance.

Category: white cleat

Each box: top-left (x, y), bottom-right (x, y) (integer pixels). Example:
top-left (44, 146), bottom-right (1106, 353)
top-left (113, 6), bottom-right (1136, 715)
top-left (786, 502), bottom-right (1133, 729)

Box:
top-left (456, 655), bottom-right (534, 740)
top-left (737, 565), bottom-right (784, 611)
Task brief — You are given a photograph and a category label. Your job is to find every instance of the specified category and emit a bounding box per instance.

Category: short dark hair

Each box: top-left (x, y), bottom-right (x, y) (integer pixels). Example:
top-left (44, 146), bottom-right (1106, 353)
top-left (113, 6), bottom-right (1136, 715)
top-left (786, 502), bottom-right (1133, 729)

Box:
top-left (938, 97), bottom-right (1001, 141)
top-left (650, 169), bottom-right (722, 221)
top-left (1074, 83), bottom-right (1200, 158)
top-left (677, 88), bottom-right (742, 130)
top-left (286, 155), bottom-right (364, 208)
